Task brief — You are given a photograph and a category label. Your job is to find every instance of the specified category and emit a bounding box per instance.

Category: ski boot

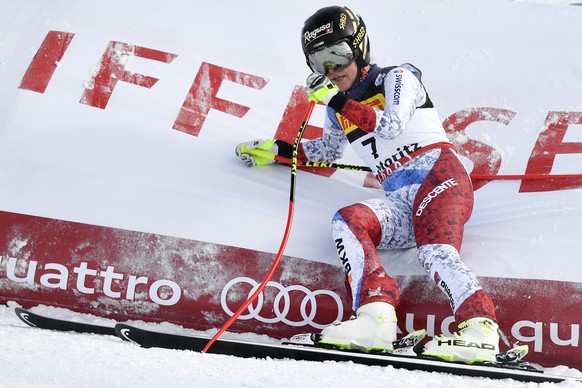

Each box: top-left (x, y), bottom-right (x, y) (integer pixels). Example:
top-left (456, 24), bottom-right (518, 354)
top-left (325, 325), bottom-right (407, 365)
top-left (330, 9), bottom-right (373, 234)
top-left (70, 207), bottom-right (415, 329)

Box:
top-left (315, 302), bottom-right (397, 352)
top-left (419, 317), bottom-right (500, 364)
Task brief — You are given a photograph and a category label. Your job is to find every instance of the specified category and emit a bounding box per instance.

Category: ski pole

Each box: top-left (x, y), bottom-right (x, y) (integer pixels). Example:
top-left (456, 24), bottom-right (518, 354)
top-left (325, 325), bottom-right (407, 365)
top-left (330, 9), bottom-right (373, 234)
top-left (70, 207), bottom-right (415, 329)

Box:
top-left (202, 101), bottom-right (316, 353)
top-left (276, 155), bottom-right (582, 181)
top-left (470, 173), bottom-right (582, 180)
top-left (274, 155), bottom-right (372, 171)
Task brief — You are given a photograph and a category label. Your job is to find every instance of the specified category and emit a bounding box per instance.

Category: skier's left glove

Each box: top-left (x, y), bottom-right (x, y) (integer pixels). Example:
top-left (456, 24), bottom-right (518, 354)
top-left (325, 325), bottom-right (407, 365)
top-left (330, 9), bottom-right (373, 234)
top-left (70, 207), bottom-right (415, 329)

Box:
top-left (235, 139), bottom-right (294, 167)
top-left (306, 73), bottom-right (340, 105)
top-left (235, 139), bottom-right (278, 167)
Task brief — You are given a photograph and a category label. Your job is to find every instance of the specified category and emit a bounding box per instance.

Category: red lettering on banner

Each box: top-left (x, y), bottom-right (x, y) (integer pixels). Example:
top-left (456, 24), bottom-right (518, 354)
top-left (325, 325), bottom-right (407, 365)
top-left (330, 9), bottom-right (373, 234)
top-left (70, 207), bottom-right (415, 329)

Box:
top-left (272, 85), bottom-right (336, 177)
top-left (274, 85), bottom-right (322, 144)
top-left (443, 108), bottom-right (516, 190)
top-left (80, 41), bottom-right (177, 109)
top-left (14, 31), bottom-right (582, 196)
top-left (173, 62), bottom-right (268, 137)
top-left (19, 31), bottom-right (75, 93)
top-left (272, 86), bottom-right (379, 184)
top-left (520, 111), bottom-right (582, 192)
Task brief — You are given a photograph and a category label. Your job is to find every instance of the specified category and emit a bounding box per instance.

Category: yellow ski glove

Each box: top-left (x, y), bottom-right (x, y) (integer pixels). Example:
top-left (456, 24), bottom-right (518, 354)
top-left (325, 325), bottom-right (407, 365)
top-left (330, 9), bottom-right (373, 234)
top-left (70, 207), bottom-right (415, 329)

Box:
top-left (306, 73), bottom-right (340, 105)
top-left (235, 139), bottom-right (279, 167)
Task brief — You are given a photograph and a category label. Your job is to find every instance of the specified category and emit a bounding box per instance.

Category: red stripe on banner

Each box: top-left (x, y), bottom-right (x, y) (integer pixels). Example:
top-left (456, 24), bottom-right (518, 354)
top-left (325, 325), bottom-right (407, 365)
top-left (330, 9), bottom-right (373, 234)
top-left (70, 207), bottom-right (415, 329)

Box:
top-left (0, 210), bottom-right (580, 369)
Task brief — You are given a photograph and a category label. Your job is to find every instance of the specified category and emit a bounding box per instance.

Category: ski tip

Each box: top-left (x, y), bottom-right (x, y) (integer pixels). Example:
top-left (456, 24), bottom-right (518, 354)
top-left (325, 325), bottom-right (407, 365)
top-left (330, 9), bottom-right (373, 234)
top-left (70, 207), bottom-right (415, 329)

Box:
top-left (115, 324), bottom-right (137, 343)
top-left (14, 308), bottom-right (38, 328)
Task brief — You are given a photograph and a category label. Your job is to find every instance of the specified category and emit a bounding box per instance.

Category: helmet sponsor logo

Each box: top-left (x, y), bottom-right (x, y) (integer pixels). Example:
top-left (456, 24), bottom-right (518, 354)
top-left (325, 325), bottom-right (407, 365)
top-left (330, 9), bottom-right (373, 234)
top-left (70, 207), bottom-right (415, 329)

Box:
top-left (304, 23), bottom-right (333, 44)
top-left (339, 13), bottom-right (347, 30)
top-left (352, 26), bottom-right (366, 48)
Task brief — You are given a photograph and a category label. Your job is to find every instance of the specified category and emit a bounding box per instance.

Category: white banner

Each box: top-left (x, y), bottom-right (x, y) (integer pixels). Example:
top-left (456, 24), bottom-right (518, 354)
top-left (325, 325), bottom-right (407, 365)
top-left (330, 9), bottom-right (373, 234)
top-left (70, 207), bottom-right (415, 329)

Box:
top-left (0, 0), bottom-right (581, 283)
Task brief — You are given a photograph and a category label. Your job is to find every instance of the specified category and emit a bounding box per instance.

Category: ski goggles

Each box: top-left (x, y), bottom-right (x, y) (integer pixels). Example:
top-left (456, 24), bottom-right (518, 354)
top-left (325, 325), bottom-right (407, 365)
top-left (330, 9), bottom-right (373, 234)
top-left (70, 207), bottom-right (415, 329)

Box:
top-left (306, 41), bottom-right (356, 74)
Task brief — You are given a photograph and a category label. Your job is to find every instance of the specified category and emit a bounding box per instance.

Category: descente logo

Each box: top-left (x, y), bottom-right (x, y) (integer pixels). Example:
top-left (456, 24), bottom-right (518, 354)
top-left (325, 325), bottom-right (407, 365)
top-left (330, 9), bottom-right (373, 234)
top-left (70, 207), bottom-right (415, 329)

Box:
top-left (416, 178), bottom-right (458, 216)
top-left (1, 256), bottom-right (181, 306)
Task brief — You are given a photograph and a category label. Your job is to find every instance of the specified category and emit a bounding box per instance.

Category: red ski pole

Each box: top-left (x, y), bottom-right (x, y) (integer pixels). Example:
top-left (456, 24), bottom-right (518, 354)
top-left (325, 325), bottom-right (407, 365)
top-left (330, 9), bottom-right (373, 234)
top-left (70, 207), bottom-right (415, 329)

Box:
top-left (202, 101), bottom-right (316, 353)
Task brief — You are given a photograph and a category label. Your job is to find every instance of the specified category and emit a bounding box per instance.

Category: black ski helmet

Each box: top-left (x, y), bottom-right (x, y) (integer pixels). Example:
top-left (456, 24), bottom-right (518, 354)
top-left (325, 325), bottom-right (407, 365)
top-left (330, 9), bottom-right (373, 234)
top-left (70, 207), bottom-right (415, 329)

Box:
top-left (301, 6), bottom-right (370, 72)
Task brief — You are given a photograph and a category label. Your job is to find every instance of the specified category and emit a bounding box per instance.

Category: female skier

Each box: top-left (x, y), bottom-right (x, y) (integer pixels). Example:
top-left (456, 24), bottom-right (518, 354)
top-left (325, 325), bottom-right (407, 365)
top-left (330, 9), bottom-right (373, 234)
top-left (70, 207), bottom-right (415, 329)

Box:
top-left (236, 6), bottom-right (500, 364)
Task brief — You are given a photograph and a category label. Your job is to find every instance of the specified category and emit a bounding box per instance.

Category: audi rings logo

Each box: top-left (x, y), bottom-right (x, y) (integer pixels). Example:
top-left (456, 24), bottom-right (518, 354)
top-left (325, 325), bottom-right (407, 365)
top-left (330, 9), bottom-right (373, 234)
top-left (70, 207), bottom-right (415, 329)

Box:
top-left (220, 277), bottom-right (344, 329)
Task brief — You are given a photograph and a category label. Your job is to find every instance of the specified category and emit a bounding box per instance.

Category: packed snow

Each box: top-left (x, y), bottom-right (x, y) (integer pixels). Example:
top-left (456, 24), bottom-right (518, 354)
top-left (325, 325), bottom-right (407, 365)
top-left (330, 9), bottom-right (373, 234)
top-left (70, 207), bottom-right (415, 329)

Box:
top-left (1, 302), bottom-right (581, 388)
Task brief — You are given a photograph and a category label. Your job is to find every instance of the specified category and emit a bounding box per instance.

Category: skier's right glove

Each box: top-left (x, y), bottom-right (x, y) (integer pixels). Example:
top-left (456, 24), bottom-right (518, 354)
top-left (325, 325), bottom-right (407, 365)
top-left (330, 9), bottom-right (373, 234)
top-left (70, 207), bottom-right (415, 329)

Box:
top-left (306, 73), bottom-right (340, 105)
top-left (235, 139), bottom-right (293, 167)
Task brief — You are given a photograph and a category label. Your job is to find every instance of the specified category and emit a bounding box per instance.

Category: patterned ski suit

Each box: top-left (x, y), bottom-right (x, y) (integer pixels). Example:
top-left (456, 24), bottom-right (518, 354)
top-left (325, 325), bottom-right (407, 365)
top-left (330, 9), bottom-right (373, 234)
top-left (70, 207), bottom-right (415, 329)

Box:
top-left (300, 64), bottom-right (496, 324)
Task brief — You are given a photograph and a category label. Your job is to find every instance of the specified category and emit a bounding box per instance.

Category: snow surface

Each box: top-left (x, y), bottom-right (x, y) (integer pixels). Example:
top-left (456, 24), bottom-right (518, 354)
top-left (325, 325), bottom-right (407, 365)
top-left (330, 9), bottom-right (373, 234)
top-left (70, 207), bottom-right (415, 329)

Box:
top-left (1, 0), bottom-right (582, 386)
top-left (1, 302), bottom-right (581, 388)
